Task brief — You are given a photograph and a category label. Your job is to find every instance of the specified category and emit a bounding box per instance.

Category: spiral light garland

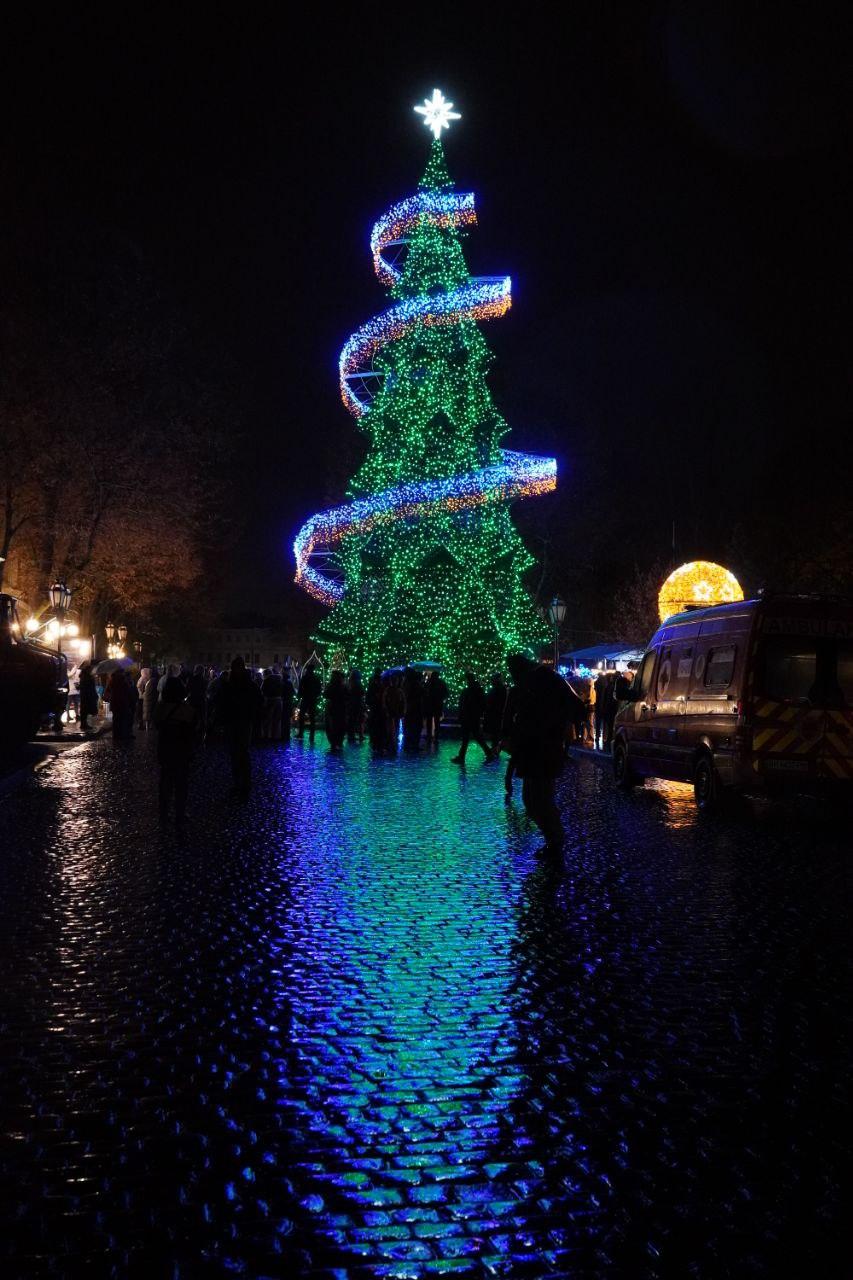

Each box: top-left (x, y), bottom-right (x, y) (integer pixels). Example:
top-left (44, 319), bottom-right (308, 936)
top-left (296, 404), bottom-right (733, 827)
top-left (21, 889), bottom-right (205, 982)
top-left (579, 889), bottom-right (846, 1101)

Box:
top-left (294, 161), bottom-right (556, 614)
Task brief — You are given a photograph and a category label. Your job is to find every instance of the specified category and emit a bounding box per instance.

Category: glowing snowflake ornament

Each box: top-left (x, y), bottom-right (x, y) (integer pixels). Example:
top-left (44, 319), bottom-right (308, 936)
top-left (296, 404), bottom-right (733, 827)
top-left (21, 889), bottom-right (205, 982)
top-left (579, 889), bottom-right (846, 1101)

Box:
top-left (414, 88), bottom-right (461, 139)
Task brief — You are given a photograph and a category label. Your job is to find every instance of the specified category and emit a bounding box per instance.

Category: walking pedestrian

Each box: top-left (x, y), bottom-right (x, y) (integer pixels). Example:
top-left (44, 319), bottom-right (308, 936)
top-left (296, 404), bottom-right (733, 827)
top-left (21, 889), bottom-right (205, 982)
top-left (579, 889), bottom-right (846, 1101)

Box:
top-left (104, 669), bottom-right (135, 740)
top-left (366, 668), bottom-right (385, 751)
top-left (346, 670), bottom-right (366, 743)
top-left (593, 670), bottom-right (608, 749)
top-left (383, 673), bottom-right (405, 750)
top-left (79, 661), bottom-right (99, 735)
top-left (296, 662), bottom-right (322, 741)
top-left (142, 665), bottom-right (160, 730)
top-left (483, 673), bottom-right (508, 755)
top-left (280, 665), bottom-right (295, 742)
top-left (324, 669), bottom-right (347, 750)
top-left (506, 653), bottom-right (583, 855)
top-left (261, 667), bottom-right (284, 741)
top-left (188, 665), bottom-right (208, 740)
top-left (154, 676), bottom-right (199, 833)
top-left (500, 676), bottom-right (520, 798)
top-left (451, 672), bottom-right (496, 764)
top-left (135, 667), bottom-right (149, 728)
top-left (402, 668), bottom-right (424, 749)
top-left (601, 672), bottom-right (619, 751)
top-left (67, 665), bottom-right (81, 724)
top-left (218, 656), bottom-right (263, 800)
top-left (424, 670), bottom-right (448, 742)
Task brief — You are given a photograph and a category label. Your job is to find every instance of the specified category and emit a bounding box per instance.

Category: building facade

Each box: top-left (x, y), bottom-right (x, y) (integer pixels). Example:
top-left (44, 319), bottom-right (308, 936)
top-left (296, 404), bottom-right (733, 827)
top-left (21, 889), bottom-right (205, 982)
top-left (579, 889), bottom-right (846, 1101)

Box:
top-left (195, 626), bottom-right (307, 672)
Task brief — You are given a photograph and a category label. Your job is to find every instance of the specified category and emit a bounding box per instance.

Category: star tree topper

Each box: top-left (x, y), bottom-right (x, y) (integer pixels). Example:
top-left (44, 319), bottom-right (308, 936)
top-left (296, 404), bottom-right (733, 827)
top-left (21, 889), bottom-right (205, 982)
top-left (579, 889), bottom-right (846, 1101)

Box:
top-left (414, 88), bottom-right (461, 139)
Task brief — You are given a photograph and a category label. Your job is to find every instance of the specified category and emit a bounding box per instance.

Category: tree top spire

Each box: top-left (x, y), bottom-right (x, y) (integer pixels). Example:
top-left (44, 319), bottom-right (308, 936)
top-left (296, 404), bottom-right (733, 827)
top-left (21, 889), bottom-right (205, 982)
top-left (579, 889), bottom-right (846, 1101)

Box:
top-left (418, 138), bottom-right (453, 191)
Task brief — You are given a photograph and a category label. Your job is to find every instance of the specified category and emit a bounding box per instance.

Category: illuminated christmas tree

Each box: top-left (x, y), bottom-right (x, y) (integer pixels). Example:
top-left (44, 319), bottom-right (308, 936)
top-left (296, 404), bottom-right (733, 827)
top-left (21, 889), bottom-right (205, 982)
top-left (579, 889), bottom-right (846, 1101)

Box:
top-left (294, 91), bottom-right (556, 687)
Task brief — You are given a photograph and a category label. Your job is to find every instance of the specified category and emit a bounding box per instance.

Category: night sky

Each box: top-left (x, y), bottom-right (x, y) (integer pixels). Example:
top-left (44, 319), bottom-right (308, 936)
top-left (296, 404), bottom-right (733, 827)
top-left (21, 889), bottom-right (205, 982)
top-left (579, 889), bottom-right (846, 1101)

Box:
top-left (4, 7), bottom-right (853, 628)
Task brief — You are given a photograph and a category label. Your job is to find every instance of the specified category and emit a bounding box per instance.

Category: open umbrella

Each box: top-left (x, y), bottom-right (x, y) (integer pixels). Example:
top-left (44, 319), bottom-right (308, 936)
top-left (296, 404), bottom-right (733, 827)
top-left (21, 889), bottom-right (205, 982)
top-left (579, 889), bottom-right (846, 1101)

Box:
top-left (95, 656), bottom-right (135, 675)
top-left (409, 660), bottom-right (442, 671)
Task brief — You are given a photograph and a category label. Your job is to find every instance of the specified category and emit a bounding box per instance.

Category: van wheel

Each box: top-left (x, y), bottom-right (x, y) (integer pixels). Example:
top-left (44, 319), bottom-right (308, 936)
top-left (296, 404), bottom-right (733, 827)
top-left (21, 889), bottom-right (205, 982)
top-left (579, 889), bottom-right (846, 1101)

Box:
top-left (614, 741), bottom-right (641, 790)
top-left (694, 753), bottom-right (724, 812)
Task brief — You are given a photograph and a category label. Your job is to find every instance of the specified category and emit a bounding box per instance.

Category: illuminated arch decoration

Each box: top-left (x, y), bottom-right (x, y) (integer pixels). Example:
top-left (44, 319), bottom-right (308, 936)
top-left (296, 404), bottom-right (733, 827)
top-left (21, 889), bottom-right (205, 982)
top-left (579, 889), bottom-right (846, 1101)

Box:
top-left (293, 97), bottom-right (556, 681)
top-left (658, 560), bottom-right (744, 623)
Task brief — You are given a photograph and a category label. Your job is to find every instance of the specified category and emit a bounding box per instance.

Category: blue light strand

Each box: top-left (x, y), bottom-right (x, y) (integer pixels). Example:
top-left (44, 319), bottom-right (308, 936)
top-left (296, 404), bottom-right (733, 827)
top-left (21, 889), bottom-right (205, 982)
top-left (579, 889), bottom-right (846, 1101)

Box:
top-left (294, 451), bottom-right (557, 605)
top-left (371, 190), bottom-right (477, 285)
top-left (339, 276), bottom-right (512, 418)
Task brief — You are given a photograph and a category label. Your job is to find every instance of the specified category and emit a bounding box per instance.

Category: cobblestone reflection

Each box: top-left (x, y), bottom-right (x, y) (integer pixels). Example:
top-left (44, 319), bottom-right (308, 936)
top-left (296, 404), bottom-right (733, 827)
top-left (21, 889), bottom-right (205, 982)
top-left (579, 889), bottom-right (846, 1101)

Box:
top-left (0, 736), bottom-right (849, 1277)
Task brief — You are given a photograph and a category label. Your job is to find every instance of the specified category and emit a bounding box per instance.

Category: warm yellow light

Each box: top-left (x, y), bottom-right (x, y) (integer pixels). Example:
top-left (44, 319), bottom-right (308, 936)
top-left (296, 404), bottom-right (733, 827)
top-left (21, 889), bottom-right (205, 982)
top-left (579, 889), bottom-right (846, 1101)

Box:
top-left (25, 616), bottom-right (39, 633)
top-left (658, 561), bottom-right (744, 623)
top-left (65, 622), bottom-right (79, 637)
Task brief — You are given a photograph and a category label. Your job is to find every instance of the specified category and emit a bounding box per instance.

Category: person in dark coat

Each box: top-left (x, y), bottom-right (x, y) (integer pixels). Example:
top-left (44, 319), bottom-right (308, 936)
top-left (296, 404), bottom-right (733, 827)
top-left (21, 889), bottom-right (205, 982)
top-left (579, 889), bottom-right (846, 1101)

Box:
top-left (483, 673), bottom-right (508, 754)
top-left (217, 656), bottom-right (263, 800)
top-left (506, 654), bottom-right (584, 854)
top-left (593, 671), bottom-right (609, 750)
top-left (280, 666), bottom-right (295, 742)
top-left (424, 671), bottom-right (448, 742)
top-left (500, 678), bottom-right (520, 798)
top-left (296, 663), bottom-right (322, 740)
top-left (187, 664), bottom-right (208, 740)
top-left (402, 668), bottom-right (424, 749)
top-left (600, 672), bottom-right (619, 751)
top-left (365, 669), bottom-right (385, 751)
top-left (79, 661), bottom-right (99, 734)
top-left (261, 667), bottom-right (284, 741)
top-left (154, 676), bottom-right (199, 832)
top-left (104, 668), bottom-right (135, 740)
top-left (324, 670), bottom-right (347, 750)
top-left (346, 670), bottom-right (366, 743)
top-left (451, 672), bottom-right (496, 764)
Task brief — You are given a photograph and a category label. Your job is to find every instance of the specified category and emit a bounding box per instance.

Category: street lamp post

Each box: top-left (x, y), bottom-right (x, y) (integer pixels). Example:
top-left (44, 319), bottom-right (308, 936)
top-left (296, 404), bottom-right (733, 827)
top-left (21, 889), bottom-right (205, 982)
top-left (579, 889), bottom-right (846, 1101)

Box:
top-left (105, 621), bottom-right (116, 660)
top-left (133, 640), bottom-right (142, 664)
top-left (49, 581), bottom-right (72, 657)
top-left (547, 595), bottom-right (567, 670)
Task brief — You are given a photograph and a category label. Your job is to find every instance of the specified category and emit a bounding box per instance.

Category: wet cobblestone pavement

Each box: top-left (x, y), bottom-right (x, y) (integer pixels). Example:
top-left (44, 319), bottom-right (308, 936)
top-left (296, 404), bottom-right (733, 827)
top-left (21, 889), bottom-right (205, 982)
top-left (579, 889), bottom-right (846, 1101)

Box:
top-left (1, 735), bottom-right (851, 1278)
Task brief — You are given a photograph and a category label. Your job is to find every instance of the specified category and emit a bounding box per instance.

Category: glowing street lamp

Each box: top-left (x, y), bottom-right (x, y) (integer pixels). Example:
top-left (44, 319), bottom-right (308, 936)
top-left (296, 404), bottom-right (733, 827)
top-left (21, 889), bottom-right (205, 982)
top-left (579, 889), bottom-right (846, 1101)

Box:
top-left (49, 581), bottom-right (71, 614)
top-left (105, 621), bottom-right (116, 643)
top-left (48, 582), bottom-right (71, 657)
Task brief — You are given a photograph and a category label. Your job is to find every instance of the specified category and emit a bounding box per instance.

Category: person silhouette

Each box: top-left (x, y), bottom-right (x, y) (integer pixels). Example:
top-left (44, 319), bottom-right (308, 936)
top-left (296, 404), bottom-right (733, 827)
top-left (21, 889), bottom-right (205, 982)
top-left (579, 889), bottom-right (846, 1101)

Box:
top-left (451, 672), bottom-right (496, 764)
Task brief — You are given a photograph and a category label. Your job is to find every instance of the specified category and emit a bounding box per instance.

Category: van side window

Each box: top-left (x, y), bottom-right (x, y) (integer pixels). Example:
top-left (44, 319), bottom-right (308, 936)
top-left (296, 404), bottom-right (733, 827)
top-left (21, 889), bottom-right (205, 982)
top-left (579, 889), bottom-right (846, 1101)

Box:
top-left (636, 650), bottom-right (657, 699)
top-left (656, 648), bottom-right (673, 700)
top-left (704, 645), bottom-right (736, 689)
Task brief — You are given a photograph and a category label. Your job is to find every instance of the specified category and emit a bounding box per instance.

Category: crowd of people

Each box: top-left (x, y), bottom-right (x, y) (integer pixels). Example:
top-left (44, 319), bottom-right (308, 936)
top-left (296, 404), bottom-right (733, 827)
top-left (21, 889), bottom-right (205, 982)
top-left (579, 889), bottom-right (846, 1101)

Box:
top-left (568, 668), bottom-right (634, 752)
top-left (83, 650), bottom-right (634, 855)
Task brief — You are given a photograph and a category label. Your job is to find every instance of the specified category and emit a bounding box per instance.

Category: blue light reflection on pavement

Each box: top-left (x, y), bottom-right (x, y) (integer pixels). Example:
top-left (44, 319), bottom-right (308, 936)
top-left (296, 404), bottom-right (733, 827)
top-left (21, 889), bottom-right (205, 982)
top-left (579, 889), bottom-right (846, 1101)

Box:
top-left (268, 743), bottom-right (543, 1270)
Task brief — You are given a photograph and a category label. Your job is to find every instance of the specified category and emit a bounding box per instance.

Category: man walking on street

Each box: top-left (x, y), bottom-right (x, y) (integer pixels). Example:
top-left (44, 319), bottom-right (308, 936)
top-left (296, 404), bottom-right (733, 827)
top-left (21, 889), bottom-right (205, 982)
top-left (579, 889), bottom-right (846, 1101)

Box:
top-left (506, 654), bottom-right (583, 854)
top-left (218, 656), bottom-right (263, 801)
top-left (451, 671), bottom-right (496, 764)
top-left (296, 662), bottom-right (322, 741)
